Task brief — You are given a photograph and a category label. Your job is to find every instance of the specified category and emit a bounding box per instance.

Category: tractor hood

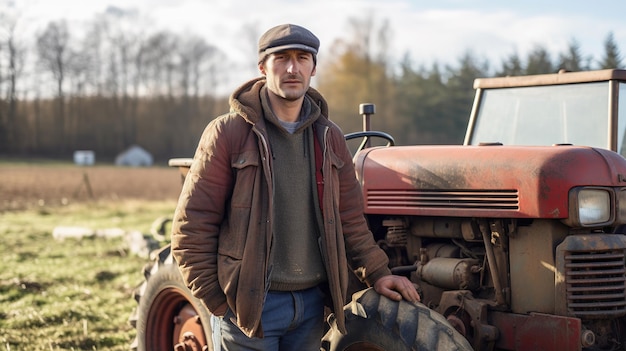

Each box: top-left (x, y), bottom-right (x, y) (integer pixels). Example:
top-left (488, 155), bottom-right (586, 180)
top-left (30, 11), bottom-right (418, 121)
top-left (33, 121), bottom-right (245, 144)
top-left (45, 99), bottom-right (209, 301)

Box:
top-left (354, 144), bottom-right (626, 218)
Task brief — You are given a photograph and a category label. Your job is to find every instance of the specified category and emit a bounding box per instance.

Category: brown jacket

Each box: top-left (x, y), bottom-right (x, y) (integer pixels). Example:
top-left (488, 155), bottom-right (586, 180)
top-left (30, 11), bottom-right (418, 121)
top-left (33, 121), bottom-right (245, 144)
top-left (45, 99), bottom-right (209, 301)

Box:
top-left (171, 77), bottom-right (391, 338)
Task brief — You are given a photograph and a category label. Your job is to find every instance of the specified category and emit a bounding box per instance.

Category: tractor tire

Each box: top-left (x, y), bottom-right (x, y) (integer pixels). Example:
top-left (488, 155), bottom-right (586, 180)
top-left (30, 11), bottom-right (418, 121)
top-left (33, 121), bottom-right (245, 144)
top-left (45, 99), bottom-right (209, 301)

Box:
top-left (321, 288), bottom-right (473, 351)
top-left (128, 245), bottom-right (213, 351)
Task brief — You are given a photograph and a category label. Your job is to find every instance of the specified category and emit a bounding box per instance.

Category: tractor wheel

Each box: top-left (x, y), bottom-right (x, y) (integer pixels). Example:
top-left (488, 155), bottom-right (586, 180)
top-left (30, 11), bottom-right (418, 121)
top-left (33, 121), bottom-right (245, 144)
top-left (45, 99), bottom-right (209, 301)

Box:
top-left (128, 245), bottom-right (213, 351)
top-left (321, 288), bottom-right (473, 351)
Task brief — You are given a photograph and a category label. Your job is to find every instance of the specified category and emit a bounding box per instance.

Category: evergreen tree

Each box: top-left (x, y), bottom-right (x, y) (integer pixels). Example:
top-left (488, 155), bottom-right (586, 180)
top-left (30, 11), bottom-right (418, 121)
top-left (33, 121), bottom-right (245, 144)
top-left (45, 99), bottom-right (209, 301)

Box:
top-left (443, 51), bottom-right (489, 143)
top-left (394, 57), bottom-right (448, 144)
top-left (599, 32), bottom-right (623, 69)
top-left (525, 45), bottom-right (554, 74)
top-left (497, 51), bottom-right (524, 77)
top-left (557, 38), bottom-right (588, 71)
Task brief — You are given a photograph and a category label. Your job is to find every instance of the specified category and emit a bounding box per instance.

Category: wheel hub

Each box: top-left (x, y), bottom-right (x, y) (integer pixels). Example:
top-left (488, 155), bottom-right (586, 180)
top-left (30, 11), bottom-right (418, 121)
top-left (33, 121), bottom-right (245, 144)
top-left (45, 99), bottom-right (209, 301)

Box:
top-left (173, 304), bottom-right (208, 351)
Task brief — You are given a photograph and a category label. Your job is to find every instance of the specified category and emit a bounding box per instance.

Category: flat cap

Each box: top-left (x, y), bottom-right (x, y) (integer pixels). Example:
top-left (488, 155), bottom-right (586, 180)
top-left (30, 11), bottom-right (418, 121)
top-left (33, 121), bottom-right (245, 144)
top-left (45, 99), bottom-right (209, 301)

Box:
top-left (258, 24), bottom-right (319, 63)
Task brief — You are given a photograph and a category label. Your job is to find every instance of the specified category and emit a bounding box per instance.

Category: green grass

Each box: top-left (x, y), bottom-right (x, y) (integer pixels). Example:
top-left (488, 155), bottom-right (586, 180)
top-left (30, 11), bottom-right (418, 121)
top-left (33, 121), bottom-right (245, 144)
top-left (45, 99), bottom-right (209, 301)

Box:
top-left (0, 200), bottom-right (177, 350)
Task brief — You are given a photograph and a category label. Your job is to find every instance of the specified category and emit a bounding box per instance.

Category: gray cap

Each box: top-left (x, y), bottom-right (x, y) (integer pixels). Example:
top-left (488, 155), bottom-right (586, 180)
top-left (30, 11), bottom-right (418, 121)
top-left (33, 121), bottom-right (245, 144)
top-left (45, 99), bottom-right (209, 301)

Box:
top-left (258, 24), bottom-right (320, 63)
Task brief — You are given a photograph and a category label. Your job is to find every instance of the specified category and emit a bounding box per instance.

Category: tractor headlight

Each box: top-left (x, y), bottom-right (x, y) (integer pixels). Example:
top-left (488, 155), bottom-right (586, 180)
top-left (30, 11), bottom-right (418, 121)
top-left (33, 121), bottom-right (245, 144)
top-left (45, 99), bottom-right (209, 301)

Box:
top-left (565, 187), bottom-right (613, 227)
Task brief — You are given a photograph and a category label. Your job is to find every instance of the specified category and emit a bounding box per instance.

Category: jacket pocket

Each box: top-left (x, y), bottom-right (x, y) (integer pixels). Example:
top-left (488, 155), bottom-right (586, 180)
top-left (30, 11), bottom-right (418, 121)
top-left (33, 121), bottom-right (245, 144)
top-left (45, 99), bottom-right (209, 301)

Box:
top-left (218, 252), bottom-right (241, 306)
top-left (230, 150), bottom-right (260, 208)
top-left (217, 150), bottom-right (259, 260)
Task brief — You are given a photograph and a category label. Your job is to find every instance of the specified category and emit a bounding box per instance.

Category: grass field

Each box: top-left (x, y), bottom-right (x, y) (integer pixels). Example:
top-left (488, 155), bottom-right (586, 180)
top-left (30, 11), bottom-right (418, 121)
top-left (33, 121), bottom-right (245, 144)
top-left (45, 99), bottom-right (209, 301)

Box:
top-left (0, 161), bottom-right (186, 350)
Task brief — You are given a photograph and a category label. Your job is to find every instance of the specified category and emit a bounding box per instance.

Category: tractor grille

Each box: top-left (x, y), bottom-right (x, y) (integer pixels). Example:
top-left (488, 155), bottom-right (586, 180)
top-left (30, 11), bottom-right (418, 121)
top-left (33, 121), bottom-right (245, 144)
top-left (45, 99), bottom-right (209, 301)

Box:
top-left (366, 189), bottom-right (519, 210)
top-left (564, 250), bottom-right (626, 318)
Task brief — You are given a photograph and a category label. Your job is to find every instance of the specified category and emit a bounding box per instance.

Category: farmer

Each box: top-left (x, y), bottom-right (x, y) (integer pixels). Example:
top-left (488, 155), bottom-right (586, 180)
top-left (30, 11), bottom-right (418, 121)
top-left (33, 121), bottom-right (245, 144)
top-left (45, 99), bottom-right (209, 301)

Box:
top-left (170, 23), bottom-right (420, 351)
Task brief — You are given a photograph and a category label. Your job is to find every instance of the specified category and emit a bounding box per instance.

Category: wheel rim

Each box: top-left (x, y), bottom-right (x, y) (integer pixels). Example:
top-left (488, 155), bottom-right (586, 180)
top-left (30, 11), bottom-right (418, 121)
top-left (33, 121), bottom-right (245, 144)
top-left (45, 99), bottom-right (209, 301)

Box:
top-left (145, 286), bottom-right (208, 350)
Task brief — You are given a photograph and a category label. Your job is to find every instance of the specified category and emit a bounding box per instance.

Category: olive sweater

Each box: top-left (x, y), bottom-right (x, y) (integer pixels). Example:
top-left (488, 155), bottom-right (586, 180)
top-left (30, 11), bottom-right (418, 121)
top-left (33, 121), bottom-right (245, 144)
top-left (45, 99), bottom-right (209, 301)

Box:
top-left (264, 114), bottom-right (327, 291)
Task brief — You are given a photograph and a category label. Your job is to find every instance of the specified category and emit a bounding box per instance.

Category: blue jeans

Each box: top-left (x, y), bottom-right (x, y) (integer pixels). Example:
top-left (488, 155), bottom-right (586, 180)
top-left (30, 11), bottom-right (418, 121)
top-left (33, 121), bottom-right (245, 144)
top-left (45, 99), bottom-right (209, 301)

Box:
top-left (211, 285), bottom-right (326, 351)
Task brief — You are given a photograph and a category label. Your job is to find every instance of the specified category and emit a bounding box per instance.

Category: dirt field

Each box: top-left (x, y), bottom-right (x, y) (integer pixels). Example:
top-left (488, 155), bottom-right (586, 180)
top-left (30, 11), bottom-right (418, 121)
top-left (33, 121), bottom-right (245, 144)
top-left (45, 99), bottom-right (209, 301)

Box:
top-left (0, 162), bottom-right (186, 212)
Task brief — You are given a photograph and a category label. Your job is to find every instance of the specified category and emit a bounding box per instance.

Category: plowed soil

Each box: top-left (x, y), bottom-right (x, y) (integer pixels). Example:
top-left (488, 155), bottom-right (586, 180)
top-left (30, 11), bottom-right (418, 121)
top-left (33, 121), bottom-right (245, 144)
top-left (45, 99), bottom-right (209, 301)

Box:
top-left (0, 163), bottom-right (185, 212)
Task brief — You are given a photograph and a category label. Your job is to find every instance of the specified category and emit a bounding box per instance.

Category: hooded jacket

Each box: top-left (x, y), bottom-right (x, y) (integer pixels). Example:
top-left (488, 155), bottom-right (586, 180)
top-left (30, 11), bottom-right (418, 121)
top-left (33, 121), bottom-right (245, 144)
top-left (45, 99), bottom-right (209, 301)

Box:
top-left (171, 77), bottom-right (392, 338)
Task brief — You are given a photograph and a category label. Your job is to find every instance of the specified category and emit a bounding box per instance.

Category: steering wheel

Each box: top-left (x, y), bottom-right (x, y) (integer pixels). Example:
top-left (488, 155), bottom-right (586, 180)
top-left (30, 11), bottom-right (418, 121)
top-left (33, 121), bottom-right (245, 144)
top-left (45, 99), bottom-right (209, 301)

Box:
top-left (344, 131), bottom-right (395, 155)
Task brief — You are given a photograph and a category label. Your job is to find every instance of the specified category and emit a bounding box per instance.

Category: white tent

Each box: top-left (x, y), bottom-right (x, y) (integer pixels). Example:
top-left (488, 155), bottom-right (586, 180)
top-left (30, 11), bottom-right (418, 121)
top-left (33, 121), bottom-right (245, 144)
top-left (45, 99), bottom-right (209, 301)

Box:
top-left (115, 145), bottom-right (153, 167)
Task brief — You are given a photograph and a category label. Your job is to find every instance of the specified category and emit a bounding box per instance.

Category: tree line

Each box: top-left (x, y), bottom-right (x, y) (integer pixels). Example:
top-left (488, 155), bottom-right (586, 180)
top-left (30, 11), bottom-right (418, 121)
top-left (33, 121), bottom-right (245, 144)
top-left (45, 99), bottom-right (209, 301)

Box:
top-left (0, 12), bottom-right (622, 163)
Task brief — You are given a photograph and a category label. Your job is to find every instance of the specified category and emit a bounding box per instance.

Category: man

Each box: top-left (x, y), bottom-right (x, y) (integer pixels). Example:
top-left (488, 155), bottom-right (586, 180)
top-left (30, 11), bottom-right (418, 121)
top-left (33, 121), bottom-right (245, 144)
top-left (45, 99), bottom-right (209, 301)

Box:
top-left (171, 23), bottom-right (420, 351)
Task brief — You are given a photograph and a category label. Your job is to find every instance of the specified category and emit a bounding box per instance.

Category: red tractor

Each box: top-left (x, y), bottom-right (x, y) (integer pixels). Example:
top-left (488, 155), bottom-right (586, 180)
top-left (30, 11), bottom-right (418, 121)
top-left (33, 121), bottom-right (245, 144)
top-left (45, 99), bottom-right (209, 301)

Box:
top-left (130, 69), bottom-right (626, 350)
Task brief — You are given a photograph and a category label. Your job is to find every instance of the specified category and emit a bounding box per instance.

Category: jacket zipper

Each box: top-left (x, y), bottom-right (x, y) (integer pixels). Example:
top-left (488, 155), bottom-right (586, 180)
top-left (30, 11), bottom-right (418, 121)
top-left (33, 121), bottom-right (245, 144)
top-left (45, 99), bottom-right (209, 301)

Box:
top-left (254, 127), bottom-right (274, 296)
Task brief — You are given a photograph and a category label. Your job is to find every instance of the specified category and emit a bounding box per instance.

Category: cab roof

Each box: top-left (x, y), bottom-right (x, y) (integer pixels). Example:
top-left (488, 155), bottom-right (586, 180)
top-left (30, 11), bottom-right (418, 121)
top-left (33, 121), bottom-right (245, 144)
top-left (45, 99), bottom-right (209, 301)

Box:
top-left (474, 69), bottom-right (626, 89)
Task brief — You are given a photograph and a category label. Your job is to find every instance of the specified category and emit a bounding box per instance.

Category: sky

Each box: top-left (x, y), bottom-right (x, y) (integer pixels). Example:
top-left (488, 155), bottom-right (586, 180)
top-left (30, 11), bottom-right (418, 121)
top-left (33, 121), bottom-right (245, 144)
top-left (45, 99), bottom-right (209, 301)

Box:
top-left (3, 0), bottom-right (626, 94)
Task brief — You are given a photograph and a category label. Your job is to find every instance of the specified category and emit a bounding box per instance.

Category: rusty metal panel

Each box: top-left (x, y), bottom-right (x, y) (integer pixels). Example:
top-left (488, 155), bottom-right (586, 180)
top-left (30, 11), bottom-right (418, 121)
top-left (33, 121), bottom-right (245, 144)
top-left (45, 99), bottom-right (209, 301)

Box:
top-left (509, 221), bottom-right (568, 315)
top-left (355, 145), bottom-right (626, 218)
top-left (491, 311), bottom-right (581, 351)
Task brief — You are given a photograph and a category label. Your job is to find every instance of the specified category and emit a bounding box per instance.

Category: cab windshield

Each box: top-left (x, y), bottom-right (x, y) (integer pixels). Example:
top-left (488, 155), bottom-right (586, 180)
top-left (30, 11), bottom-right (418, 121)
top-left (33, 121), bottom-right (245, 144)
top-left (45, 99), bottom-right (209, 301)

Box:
top-left (468, 82), bottom-right (616, 150)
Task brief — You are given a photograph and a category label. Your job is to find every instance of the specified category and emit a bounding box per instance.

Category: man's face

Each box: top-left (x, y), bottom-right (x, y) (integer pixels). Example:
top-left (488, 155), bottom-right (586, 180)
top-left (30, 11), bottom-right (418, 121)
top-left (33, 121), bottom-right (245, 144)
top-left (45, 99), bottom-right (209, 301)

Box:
top-left (260, 49), bottom-right (316, 101)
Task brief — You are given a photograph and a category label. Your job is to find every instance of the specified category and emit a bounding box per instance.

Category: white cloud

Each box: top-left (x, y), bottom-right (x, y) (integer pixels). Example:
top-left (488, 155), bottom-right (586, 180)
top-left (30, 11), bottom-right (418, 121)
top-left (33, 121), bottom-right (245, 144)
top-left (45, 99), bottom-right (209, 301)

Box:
top-left (5, 0), bottom-right (625, 94)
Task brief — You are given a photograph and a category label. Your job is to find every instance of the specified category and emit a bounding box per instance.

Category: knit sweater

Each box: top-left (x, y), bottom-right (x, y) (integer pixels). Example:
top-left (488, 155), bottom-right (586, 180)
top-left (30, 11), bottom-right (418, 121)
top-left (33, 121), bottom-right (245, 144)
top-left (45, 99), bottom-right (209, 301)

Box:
top-left (263, 95), bottom-right (327, 291)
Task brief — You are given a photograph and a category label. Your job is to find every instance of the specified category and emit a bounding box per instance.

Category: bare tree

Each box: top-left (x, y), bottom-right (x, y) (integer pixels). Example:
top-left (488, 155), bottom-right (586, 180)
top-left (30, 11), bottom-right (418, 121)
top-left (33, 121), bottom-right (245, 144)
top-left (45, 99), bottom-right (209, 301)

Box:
top-left (178, 35), bottom-right (217, 98)
top-left (0, 15), bottom-right (26, 152)
top-left (36, 20), bottom-right (73, 100)
top-left (139, 31), bottom-right (179, 97)
top-left (104, 14), bottom-right (146, 148)
top-left (240, 22), bottom-right (261, 74)
top-left (81, 17), bottom-right (107, 96)
top-left (36, 20), bottom-right (73, 151)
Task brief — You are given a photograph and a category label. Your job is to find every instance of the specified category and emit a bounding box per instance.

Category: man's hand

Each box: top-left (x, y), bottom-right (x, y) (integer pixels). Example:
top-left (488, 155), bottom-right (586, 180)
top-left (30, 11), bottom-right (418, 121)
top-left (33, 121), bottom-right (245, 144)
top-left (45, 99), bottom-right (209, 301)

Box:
top-left (373, 275), bottom-right (420, 303)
